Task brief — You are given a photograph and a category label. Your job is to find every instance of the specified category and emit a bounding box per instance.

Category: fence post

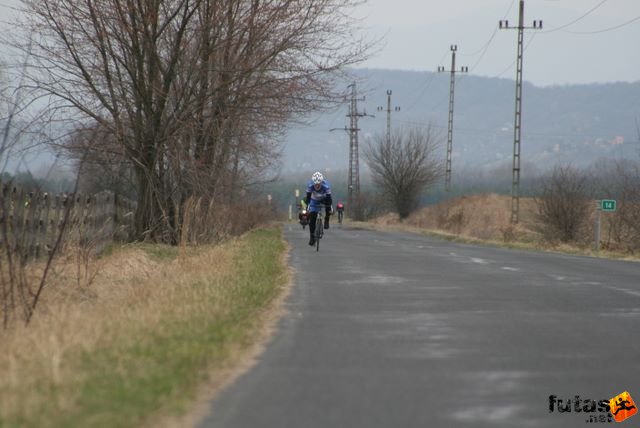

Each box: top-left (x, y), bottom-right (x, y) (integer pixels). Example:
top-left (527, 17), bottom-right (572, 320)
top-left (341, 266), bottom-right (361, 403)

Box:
top-left (24, 192), bottom-right (38, 262)
top-left (37, 193), bottom-right (51, 259)
top-left (594, 200), bottom-right (602, 253)
top-left (0, 182), bottom-right (8, 251)
top-left (1, 185), bottom-right (137, 261)
top-left (12, 186), bottom-right (25, 261)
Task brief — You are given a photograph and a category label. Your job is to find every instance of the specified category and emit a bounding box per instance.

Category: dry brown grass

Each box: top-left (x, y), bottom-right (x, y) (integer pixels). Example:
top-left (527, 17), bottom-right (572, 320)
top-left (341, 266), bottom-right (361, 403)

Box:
top-left (367, 193), bottom-right (640, 260)
top-left (180, 197), bottom-right (266, 246)
top-left (0, 238), bottom-right (241, 426)
top-left (0, 227), bottom-right (288, 428)
top-left (373, 193), bottom-right (539, 243)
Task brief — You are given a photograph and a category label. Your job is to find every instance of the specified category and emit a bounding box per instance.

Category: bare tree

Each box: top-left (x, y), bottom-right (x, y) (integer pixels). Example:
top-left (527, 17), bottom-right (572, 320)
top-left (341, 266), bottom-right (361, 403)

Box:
top-left (9, 0), bottom-right (373, 243)
top-left (62, 124), bottom-right (136, 198)
top-left (364, 127), bottom-right (444, 219)
top-left (534, 165), bottom-right (593, 243)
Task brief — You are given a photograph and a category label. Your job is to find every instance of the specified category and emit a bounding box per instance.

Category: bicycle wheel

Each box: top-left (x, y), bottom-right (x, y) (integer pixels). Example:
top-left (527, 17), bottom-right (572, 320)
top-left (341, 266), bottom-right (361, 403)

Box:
top-left (315, 216), bottom-right (323, 251)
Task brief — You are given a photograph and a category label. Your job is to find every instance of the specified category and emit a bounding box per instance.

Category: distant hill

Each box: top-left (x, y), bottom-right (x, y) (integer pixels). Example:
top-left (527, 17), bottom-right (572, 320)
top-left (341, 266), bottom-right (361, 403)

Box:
top-left (281, 68), bottom-right (640, 177)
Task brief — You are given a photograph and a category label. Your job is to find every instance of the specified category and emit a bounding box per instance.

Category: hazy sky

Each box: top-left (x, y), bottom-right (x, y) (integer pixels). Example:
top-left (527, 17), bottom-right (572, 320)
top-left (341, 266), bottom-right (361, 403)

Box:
top-left (1, 0), bottom-right (638, 88)
top-left (355, 0), bottom-right (640, 86)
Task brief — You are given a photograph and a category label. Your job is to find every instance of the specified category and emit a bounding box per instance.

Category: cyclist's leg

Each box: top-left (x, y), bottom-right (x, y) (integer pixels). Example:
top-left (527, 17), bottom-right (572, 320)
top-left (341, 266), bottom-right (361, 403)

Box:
top-left (315, 213), bottom-right (323, 239)
top-left (324, 206), bottom-right (330, 229)
top-left (315, 214), bottom-right (322, 251)
top-left (308, 211), bottom-right (318, 245)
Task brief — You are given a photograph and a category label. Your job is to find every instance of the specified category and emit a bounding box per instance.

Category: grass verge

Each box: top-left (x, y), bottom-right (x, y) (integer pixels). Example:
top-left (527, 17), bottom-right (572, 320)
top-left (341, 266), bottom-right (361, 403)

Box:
top-left (0, 227), bottom-right (287, 428)
top-left (355, 193), bottom-right (640, 262)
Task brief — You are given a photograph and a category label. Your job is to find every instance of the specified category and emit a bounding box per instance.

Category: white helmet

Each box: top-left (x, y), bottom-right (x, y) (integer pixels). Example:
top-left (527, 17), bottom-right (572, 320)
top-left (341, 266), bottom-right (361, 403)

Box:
top-left (312, 171), bottom-right (323, 184)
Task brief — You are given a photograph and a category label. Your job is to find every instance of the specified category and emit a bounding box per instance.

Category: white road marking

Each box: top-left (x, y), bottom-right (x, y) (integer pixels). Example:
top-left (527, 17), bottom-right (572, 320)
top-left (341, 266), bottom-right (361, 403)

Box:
top-left (606, 286), bottom-right (640, 298)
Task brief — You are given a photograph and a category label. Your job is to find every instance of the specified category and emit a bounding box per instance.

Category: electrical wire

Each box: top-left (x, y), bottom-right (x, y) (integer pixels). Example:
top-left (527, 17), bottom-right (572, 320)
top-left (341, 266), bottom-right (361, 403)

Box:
top-left (401, 49), bottom-right (450, 113)
top-left (389, 118), bottom-right (639, 142)
top-left (402, 1), bottom-right (518, 116)
top-left (493, 33), bottom-right (537, 79)
top-left (459, 0), bottom-right (516, 57)
top-left (565, 15), bottom-right (640, 34)
top-left (541, 0), bottom-right (609, 33)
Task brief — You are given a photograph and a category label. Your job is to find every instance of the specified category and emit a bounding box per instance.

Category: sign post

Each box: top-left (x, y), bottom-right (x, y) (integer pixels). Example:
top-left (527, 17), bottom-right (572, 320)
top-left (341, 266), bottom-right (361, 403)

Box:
top-left (595, 199), bottom-right (617, 253)
top-left (293, 189), bottom-right (300, 222)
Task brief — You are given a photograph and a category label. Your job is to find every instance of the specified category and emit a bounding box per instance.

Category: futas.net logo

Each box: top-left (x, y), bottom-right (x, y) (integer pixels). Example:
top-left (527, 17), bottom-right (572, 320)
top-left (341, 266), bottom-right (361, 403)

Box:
top-left (549, 391), bottom-right (637, 424)
top-left (610, 392), bottom-right (637, 423)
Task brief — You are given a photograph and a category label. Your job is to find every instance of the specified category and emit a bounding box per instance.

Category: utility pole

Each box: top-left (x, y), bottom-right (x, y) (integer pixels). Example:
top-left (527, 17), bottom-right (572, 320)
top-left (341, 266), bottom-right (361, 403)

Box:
top-left (377, 90), bottom-right (401, 145)
top-left (331, 82), bottom-right (371, 215)
top-left (438, 45), bottom-right (468, 192)
top-left (499, 0), bottom-right (542, 223)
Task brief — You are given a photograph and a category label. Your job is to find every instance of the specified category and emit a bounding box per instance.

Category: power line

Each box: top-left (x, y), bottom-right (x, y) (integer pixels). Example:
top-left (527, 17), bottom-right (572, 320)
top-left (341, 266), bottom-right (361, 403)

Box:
top-left (541, 0), bottom-right (609, 34)
top-left (493, 33), bottom-right (537, 79)
top-left (393, 119), bottom-right (637, 141)
top-left (459, 0), bottom-right (516, 58)
top-left (460, 0), bottom-right (516, 57)
top-left (402, 50), bottom-right (450, 114)
top-left (565, 15), bottom-right (640, 34)
top-left (359, 0), bottom-right (513, 120)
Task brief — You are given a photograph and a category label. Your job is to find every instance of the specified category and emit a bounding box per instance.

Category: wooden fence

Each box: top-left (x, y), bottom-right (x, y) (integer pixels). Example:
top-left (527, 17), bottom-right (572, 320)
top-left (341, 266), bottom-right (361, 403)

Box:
top-left (0, 182), bottom-right (136, 262)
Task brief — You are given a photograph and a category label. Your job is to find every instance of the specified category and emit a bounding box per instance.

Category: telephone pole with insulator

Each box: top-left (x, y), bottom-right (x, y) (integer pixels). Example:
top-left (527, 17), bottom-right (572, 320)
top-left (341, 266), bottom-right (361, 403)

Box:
top-left (438, 44), bottom-right (468, 192)
top-left (499, 0), bottom-right (542, 223)
top-left (377, 90), bottom-right (401, 145)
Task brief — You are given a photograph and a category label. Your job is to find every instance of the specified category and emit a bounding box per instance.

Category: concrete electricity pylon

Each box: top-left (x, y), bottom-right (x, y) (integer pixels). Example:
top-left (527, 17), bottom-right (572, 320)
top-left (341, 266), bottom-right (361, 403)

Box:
top-left (499, 0), bottom-right (542, 223)
top-left (377, 90), bottom-right (401, 145)
top-left (437, 45), bottom-right (468, 192)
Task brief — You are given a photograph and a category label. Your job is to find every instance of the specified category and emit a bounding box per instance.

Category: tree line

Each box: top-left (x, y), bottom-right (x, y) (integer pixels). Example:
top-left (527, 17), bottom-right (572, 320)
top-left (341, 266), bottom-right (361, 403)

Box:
top-left (3, 0), bottom-right (372, 243)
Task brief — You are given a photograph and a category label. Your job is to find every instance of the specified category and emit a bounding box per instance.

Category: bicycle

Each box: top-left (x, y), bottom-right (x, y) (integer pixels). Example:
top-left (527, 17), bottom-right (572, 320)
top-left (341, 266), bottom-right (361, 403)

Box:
top-left (312, 204), bottom-right (328, 252)
top-left (337, 209), bottom-right (344, 226)
top-left (299, 208), bottom-right (309, 230)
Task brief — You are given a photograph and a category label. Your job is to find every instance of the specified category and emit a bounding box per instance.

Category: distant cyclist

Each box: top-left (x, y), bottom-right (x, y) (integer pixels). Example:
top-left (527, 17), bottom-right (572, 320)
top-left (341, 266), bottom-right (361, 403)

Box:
top-left (305, 171), bottom-right (332, 246)
top-left (298, 199), bottom-right (309, 229)
top-left (336, 201), bottom-right (344, 224)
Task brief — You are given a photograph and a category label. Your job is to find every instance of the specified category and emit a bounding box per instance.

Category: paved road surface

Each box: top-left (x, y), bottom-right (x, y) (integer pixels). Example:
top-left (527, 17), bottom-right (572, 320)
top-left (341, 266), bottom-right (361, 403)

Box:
top-left (198, 223), bottom-right (640, 428)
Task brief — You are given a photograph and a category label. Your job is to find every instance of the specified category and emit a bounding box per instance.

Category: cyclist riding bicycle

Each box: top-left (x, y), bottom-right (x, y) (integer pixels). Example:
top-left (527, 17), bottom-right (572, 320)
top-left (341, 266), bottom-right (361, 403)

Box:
top-left (298, 199), bottom-right (310, 228)
top-left (336, 201), bottom-right (344, 223)
top-left (305, 171), bottom-right (332, 246)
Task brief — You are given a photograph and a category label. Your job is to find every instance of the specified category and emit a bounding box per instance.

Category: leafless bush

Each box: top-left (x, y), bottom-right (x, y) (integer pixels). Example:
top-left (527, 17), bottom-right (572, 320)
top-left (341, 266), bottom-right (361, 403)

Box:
top-left (347, 191), bottom-right (384, 221)
top-left (611, 167), bottom-right (640, 252)
top-left (533, 165), bottom-right (593, 243)
top-left (364, 126), bottom-right (444, 219)
top-left (591, 159), bottom-right (640, 252)
top-left (180, 197), bottom-right (263, 246)
top-left (436, 206), bottom-right (468, 235)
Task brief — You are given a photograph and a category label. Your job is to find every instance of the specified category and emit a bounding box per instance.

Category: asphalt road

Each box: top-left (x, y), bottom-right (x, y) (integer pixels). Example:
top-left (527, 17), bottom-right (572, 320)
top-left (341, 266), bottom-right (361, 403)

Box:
top-left (197, 223), bottom-right (640, 428)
